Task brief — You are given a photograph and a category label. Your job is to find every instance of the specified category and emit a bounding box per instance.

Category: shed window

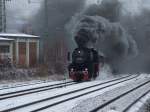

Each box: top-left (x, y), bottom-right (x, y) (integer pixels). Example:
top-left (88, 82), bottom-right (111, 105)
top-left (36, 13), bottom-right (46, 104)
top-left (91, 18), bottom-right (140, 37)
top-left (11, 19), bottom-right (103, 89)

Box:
top-left (0, 45), bottom-right (10, 53)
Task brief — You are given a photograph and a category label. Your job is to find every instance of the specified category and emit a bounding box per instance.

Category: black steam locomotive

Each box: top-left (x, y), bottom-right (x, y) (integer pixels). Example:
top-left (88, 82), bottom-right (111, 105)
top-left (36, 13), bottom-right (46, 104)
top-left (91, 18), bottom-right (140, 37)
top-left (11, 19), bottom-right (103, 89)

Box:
top-left (68, 47), bottom-right (104, 81)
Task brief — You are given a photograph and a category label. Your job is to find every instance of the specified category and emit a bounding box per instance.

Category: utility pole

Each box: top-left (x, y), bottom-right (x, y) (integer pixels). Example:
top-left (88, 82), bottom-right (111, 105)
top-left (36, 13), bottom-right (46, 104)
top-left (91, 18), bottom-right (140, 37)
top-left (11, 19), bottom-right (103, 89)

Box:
top-left (0, 0), bottom-right (6, 32)
top-left (0, 0), bottom-right (11, 32)
top-left (28, 0), bottom-right (49, 38)
top-left (3, 0), bottom-right (6, 32)
top-left (43, 0), bottom-right (49, 63)
top-left (44, 0), bottom-right (49, 38)
top-left (0, 0), bottom-right (3, 32)
top-left (28, 0), bottom-right (49, 63)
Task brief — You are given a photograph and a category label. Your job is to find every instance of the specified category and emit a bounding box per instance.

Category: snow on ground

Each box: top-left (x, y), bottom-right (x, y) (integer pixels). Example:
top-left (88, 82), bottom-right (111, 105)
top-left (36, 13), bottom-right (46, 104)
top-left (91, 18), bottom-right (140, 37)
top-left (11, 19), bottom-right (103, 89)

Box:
top-left (0, 79), bottom-right (72, 95)
top-left (0, 75), bottom-right (135, 111)
top-left (0, 80), bottom-right (47, 90)
top-left (128, 91), bottom-right (150, 112)
top-left (0, 64), bottom-right (112, 94)
top-left (0, 75), bottom-right (138, 112)
top-left (1, 65), bottom-right (149, 112)
top-left (96, 64), bottom-right (113, 80)
top-left (0, 74), bottom-right (67, 90)
top-left (41, 76), bottom-right (139, 112)
top-left (0, 64), bottom-right (116, 90)
top-left (0, 79), bottom-right (111, 111)
top-left (69, 74), bottom-right (150, 112)
top-left (97, 79), bottom-right (150, 112)
top-left (0, 67), bottom-right (65, 89)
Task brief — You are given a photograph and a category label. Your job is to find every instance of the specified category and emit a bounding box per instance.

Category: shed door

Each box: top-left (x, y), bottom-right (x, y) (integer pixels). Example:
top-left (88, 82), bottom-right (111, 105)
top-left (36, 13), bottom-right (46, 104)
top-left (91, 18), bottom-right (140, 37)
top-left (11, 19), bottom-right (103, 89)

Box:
top-left (0, 45), bottom-right (10, 64)
top-left (18, 42), bottom-right (26, 67)
top-left (29, 42), bottom-right (37, 67)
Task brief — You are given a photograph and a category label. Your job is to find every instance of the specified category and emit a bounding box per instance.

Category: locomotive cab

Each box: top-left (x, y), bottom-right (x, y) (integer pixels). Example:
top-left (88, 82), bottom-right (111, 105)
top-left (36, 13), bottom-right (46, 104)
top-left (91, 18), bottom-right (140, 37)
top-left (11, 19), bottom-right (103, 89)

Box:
top-left (68, 47), bottom-right (100, 81)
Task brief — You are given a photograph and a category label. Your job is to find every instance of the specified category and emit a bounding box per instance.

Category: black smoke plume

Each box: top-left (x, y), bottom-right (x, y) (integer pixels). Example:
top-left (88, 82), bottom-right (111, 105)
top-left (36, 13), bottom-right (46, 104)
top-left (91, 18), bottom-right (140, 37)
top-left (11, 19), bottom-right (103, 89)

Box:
top-left (67, 0), bottom-right (138, 74)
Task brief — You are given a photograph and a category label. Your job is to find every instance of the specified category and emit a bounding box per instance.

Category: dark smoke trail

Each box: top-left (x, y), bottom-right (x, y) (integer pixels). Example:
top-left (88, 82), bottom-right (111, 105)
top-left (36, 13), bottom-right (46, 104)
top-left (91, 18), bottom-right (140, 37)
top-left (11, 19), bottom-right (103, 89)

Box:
top-left (67, 0), bottom-right (138, 74)
top-left (84, 0), bottom-right (122, 22)
top-left (30, 0), bottom-right (85, 50)
top-left (29, 0), bottom-right (85, 73)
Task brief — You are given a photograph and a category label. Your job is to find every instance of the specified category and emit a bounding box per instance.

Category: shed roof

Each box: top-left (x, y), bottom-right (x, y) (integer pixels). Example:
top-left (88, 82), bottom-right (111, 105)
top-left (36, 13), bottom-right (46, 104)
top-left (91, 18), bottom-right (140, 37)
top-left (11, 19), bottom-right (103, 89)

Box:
top-left (0, 37), bottom-right (14, 41)
top-left (0, 33), bottom-right (40, 38)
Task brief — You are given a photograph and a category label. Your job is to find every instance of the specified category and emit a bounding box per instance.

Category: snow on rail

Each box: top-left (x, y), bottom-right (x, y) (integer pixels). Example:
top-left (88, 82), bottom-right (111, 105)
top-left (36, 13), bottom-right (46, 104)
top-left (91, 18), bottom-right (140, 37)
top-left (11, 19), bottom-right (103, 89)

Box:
top-left (0, 74), bottom-right (150, 112)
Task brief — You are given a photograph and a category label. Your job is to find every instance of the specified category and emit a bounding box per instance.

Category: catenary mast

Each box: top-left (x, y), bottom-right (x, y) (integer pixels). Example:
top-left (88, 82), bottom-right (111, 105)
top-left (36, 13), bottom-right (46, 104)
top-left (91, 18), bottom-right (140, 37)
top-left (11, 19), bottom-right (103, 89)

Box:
top-left (0, 0), bottom-right (11, 32)
top-left (0, 0), bottom-right (6, 32)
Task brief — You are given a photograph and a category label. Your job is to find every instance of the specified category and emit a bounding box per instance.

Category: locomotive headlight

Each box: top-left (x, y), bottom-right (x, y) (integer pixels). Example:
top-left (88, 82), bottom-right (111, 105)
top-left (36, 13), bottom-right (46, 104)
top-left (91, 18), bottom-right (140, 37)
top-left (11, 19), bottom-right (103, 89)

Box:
top-left (85, 68), bottom-right (88, 71)
top-left (71, 68), bottom-right (74, 71)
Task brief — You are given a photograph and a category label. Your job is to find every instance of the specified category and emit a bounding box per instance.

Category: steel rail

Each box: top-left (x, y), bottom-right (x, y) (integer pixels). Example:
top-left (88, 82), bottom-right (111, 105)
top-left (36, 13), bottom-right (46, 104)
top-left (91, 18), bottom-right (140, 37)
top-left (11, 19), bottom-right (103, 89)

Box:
top-left (0, 81), bottom-right (77, 100)
top-left (90, 79), bottom-right (150, 112)
top-left (123, 90), bottom-right (150, 112)
top-left (0, 80), bottom-right (73, 91)
top-left (1, 75), bottom-right (138, 112)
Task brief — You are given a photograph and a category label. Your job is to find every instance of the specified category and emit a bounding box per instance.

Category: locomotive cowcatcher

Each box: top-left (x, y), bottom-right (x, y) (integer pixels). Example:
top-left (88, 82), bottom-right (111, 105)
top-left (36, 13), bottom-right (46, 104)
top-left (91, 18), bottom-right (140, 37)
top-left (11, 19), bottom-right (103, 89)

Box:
top-left (68, 47), bottom-right (103, 82)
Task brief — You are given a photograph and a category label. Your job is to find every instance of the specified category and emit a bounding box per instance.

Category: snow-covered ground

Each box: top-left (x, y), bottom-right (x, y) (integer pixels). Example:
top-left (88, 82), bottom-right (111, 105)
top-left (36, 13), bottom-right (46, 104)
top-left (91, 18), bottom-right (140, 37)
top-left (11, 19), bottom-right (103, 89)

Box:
top-left (69, 74), bottom-right (150, 112)
top-left (0, 77), bottom-right (128, 111)
top-left (0, 66), bottom-right (150, 112)
top-left (43, 74), bottom-right (149, 112)
top-left (128, 92), bottom-right (150, 112)
top-left (0, 68), bottom-right (65, 87)
top-left (0, 77), bottom-right (69, 91)
top-left (0, 64), bottom-right (118, 90)
top-left (0, 74), bottom-right (138, 112)
top-left (0, 80), bottom-right (73, 95)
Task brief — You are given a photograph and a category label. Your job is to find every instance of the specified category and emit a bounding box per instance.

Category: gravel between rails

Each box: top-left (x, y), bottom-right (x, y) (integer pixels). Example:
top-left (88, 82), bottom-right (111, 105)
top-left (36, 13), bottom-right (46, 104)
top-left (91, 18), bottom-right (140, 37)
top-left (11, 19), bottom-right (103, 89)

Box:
top-left (15, 75), bottom-right (138, 112)
top-left (69, 75), bottom-right (149, 112)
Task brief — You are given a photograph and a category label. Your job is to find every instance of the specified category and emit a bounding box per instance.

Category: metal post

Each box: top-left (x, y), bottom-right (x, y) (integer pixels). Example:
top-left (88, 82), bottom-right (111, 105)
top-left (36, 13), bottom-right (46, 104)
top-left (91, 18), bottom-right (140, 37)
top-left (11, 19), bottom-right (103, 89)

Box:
top-left (44, 0), bottom-right (48, 38)
top-left (28, 0), bottom-right (49, 34)
top-left (0, 0), bottom-right (10, 32)
top-left (28, 0), bottom-right (49, 63)
top-left (0, 0), bottom-right (6, 32)
top-left (3, 0), bottom-right (6, 32)
top-left (44, 0), bottom-right (49, 64)
top-left (0, 0), bottom-right (2, 32)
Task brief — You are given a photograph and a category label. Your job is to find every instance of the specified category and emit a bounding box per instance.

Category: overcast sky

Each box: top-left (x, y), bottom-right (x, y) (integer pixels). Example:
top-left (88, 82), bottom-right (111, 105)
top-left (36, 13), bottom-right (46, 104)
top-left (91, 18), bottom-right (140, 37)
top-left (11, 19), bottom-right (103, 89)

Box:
top-left (6, 0), bottom-right (41, 32)
top-left (5, 0), bottom-right (150, 32)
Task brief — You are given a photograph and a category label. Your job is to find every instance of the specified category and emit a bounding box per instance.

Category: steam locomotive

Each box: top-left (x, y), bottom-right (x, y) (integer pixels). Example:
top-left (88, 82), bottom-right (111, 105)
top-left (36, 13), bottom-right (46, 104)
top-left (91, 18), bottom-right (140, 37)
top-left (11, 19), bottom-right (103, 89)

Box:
top-left (68, 47), bottom-right (104, 82)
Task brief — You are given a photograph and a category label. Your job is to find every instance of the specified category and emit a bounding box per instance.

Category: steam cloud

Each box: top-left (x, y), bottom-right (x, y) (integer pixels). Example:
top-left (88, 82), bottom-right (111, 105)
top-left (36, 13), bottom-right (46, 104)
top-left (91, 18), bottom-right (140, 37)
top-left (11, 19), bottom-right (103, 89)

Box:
top-left (67, 0), bottom-right (138, 74)
top-left (7, 0), bottom-right (150, 74)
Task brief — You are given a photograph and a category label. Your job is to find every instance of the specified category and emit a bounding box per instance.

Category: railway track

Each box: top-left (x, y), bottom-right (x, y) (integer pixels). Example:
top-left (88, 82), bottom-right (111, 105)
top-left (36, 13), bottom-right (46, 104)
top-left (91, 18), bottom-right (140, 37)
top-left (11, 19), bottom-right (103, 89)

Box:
top-left (0, 81), bottom-right (77, 100)
top-left (123, 90), bottom-right (150, 112)
top-left (0, 80), bottom-right (73, 91)
top-left (94, 81), bottom-right (150, 112)
top-left (1, 75), bottom-right (139, 112)
top-left (67, 75), bottom-right (150, 112)
top-left (0, 80), bottom-right (54, 90)
top-left (127, 90), bottom-right (150, 112)
top-left (89, 79), bottom-right (150, 112)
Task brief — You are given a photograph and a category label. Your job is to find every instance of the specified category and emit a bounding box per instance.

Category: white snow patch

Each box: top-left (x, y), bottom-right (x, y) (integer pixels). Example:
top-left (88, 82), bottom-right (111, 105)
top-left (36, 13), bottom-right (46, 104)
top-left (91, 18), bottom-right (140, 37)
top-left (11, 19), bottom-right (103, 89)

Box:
top-left (96, 64), bottom-right (113, 80)
top-left (0, 33), bottom-right (39, 38)
top-left (39, 75), bottom-right (139, 112)
top-left (68, 74), bottom-right (150, 112)
top-left (0, 79), bottom-right (71, 94)
top-left (128, 92), bottom-right (150, 112)
top-left (0, 76), bottom-right (136, 111)
top-left (108, 110), bottom-right (119, 112)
